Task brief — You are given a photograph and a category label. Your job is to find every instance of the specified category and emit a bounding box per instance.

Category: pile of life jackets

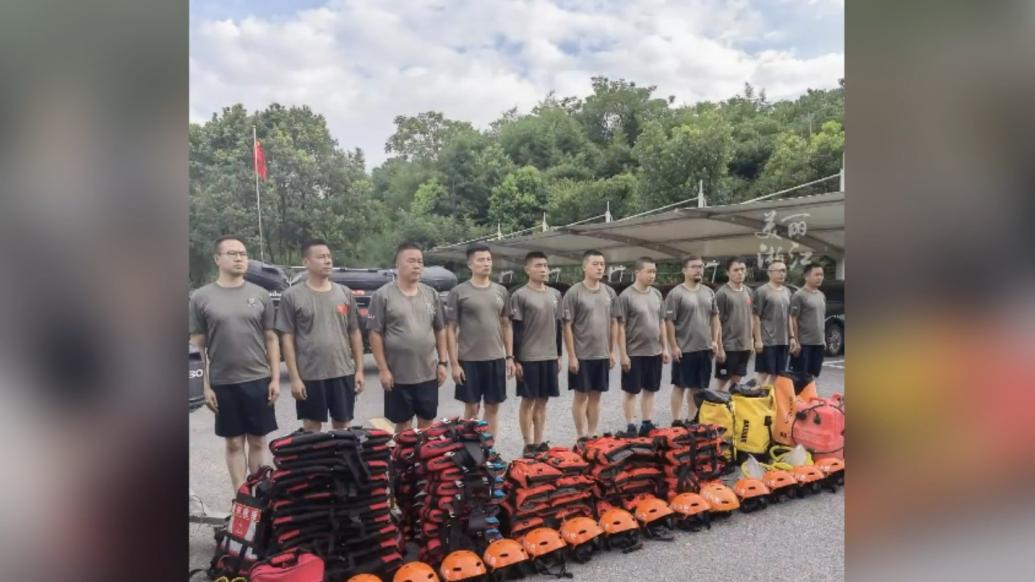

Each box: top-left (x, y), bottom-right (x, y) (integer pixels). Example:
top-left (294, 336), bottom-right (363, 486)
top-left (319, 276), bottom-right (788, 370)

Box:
top-left (648, 423), bottom-right (732, 499)
top-left (500, 447), bottom-right (596, 539)
top-left (265, 428), bottom-right (404, 579)
top-left (391, 418), bottom-right (507, 566)
top-left (575, 435), bottom-right (665, 513)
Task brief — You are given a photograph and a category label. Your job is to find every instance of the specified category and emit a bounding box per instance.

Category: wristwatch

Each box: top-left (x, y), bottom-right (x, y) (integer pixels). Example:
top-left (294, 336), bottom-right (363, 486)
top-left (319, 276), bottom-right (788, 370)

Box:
top-left (437, 362), bottom-right (447, 368)
top-left (505, 355), bottom-right (514, 360)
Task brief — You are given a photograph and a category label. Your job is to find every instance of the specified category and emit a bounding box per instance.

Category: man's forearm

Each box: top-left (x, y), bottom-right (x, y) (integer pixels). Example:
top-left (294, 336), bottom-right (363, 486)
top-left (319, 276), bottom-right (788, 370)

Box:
top-left (502, 318), bottom-right (513, 357)
top-left (370, 332), bottom-right (389, 372)
top-left (712, 315), bottom-right (721, 345)
top-left (349, 330), bottom-right (364, 373)
top-left (616, 324), bottom-right (628, 359)
top-left (666, 321), bottom-right (678, 351)
top-left (281, 334), bottom-right (302, 382)
top-left (563, 323), bottom-right (576, 359)
top-left (435, 329), bottom-right (448, 364)
top-left (265, 333), bottom-right (281, 380)
top-left (789, 315), bottom-right (799, 340)
top-left (446, 323), bottom-right (460, 365)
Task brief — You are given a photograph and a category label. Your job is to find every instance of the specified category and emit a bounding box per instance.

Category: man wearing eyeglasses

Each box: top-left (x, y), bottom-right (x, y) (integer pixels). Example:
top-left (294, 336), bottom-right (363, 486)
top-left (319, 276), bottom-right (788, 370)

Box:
top-left (189, 236), bottom-right (280, 493)
top-left (752, 259), bottom-right (792, 387)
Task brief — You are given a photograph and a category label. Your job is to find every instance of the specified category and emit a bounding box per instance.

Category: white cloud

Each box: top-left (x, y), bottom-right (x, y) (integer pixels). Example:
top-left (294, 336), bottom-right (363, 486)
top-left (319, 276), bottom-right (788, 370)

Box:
top-left (190, 0), bottom-right (843, 168)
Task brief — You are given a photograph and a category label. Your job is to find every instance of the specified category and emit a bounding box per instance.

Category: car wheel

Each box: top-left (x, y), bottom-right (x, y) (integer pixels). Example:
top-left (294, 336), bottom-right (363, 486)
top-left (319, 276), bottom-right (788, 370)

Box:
top-left (825, 321), bottom-right (843, 356)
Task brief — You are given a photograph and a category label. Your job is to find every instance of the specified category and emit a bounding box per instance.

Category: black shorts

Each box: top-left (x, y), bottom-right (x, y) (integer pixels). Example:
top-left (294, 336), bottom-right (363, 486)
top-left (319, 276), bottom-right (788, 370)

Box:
top-left (568, 358), bottom-right (610, 392)
top-left (754, 345), bottom-right (789, 374)
top-left (621, 355), bottom-right (663, 394)
top-left (670, 350), bottom-right (712, 390)
top-left (715, 350), bottom-right (751, 379)
top-left (384, 380), bottom-right (439, 424)
top-left (789, 344), bottom-right (825, 377)
top-left (212, 378), bottom-right (278, 438)
top-left (455, 359), bottom-right (507, 405)
top-left (517, 360), bottom-right (560, 399)
top-left (297, 375), bottom-right (356, 423)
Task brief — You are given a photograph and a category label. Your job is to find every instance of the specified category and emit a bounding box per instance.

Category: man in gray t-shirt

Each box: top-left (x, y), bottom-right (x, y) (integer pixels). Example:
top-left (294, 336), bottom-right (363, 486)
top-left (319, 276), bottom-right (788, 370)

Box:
top-left (615, 257), bottom-right (670, 437)
top-left (276, 240), bottom-right (365, 432)
top-left (445, 244), bottom-right (513, 438)
top-left (789, 263), bottom-right (828, 377)
top-left (562, 250), bottom-right (619, 439)
top-left (189, 236), bottom-right (279, 493)
top-left (664, 256), bottom-right (720, 425)
top-left (713, 257), bottom-right (757, 390)
top-left (508, 251), bottom-right (564, 455)
top-left (367, 242), bottom-right (448, 432)
top-left (752, 260), bottom-right (792, 385)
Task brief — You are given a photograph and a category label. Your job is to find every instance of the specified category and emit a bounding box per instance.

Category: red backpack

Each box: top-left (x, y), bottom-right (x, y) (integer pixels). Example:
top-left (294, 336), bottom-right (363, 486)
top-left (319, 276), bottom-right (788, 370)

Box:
top-left (249, 551), bottom-right (325, 582)
top-left (792, 394), bottom-right (845, 459)
top-left (208, 466), bottom-right (274, 578)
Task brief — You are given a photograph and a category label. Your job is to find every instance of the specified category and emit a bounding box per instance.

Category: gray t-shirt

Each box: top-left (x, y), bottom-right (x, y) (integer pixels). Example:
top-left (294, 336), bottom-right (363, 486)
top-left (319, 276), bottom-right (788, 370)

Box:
top-left (752, 283), bottom-right (792, 346)
top-left (715, 283), bottom-right (754, 351)
top-left (366, 282), bottom-right (444, 384)
top-left (789, 288), bottom-right (826, 346)
top-left (664, 283), bottom-right (718, 353)
top-left (276, 282), bottom-right (360, 380)
top-left (507, 284), bottom-right (563, 362)
top-left (616, 285), bottom-right (665, 357)
top-left (445, 280), bottom-right (509, 362)
top-left (189, 281), bottom-right (274, 385)
top-left (561, 282), bottom-right (618, 360)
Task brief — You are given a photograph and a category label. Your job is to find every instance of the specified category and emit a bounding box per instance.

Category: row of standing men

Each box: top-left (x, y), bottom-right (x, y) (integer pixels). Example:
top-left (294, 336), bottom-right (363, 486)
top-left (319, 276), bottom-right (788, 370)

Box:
top-left (189, 236), bottom-right (827, 492)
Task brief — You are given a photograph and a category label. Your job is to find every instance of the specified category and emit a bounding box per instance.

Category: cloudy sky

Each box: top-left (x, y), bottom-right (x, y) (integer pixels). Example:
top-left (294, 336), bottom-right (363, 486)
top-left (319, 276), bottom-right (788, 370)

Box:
top-left (190, 0), bottom-right (843, 168)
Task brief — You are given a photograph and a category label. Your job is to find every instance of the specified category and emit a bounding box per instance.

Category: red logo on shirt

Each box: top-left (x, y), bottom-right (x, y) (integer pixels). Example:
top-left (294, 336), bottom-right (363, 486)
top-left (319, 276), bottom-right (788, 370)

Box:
top-left (337, 304), bottom-right (349, 316)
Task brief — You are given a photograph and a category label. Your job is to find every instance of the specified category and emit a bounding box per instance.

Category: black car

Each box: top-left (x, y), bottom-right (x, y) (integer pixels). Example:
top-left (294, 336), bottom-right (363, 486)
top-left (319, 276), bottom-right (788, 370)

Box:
top-left (821, 280), bottom-right (845, 356)
top-left (244, 260), bottom-right (291, 307)
top-left (188, 341), bottom-right (205, 412)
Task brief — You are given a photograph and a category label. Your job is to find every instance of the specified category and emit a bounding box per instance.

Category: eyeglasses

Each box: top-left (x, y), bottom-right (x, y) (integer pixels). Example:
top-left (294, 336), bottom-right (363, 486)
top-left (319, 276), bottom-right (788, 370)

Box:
top-left (221, 251), bottom-right (248, 258)
top-left (214, 577), bottom-right (246, 582)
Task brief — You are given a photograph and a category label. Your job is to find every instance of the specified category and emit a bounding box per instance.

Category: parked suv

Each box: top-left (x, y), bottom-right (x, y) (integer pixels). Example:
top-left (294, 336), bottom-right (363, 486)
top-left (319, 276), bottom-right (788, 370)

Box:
top-left (244, 260), bottom-right (291, 308)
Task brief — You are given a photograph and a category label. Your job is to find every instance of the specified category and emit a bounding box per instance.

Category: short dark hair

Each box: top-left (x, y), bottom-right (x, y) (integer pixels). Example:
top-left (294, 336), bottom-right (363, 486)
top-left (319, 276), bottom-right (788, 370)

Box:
top-left (682, 255), bottom-right (703, 267)
top-left (803, 262), bottom-right (824, 275)
top-left (466, 243), bottom-right (492, 260)
top-left (582, 249), bottom-right (604, 262)
top-left (633, 257), bottom-right (655, 272)
top-left (394, 241), bottom-right (422, 263)
top-left (524, 251), bottom-right (548, 264)
top-left (214, 235), bottom-right (244, 255)
top-left (726, 256), bottom-right (746, 270)
top-left (302, 238), bottom-right (330, 257)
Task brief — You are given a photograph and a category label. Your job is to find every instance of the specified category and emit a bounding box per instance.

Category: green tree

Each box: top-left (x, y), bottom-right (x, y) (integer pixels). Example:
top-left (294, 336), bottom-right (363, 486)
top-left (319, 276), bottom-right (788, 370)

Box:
top-left (488, 166), bottom-right (548, 232)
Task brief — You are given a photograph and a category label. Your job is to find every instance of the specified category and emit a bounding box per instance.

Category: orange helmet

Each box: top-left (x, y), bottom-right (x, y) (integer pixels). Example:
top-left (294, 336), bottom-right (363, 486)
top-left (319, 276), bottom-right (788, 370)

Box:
top-left (483, 538), bottom-right (529, 571)
top-left (559, 516), bottom-right (603, 546)
top-left (394, 562), bottom-right (440, 582)
top-left (669, 492), bottom-right (711, 532)
top-left (763, 469), bottom-right (797, 491)
top-left (700, 482), bottom-right (740, 513)
top-left (598, 507), bottom-right (639, 534)
top-left (439, 550), bottom-right (486, 582)
top-left (670, 493), bottom-right (710, 517)
top-left (347, 575), bottom-right (383, 582)
top-left (734, 478), bottom-right (770, 500)
top-left (633, 496), bottom-right (674, 525)
top-left (520, 527), bottom-right (567, 558)
top-left (793, 465), bottom-right (827, 495)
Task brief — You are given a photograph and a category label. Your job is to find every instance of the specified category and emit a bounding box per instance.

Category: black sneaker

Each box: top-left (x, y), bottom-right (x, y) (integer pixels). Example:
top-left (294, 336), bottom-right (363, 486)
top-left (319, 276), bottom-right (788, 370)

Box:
top-left (638, 420), bottom-right (655, 437)
top-left (522, 444), bottom-right (536, 457)
top-left (536, 442), bottom-right (550, 453)
top-left (618, 423), bottom-right (637, 437)
top-left (671, 419), bottom-right (686, 428)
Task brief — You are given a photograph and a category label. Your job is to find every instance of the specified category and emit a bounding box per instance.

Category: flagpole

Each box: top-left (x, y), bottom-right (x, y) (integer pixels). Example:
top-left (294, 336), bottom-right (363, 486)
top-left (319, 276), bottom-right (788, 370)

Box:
top-left (253, 125), bottom-right (266, 262)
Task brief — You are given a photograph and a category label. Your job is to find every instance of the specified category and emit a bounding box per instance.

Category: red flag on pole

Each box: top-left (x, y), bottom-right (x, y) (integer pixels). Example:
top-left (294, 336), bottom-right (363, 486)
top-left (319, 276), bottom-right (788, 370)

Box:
top-left (254, 138), bottom-right (268, 181)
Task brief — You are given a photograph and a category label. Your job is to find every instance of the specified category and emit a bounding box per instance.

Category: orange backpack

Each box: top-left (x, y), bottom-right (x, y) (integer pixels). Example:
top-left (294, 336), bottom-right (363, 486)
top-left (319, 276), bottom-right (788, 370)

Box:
top-left (772, 373), bottom-right (819, 446)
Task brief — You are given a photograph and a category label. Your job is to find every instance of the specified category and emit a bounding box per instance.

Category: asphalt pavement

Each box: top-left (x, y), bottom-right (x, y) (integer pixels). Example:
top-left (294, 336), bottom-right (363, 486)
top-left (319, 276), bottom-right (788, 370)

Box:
top-left (189, 354), bottom-right (845, 581)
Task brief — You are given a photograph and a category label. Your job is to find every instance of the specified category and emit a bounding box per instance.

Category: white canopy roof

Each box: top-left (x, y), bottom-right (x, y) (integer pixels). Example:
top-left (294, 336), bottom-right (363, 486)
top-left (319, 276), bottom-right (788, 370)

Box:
top-left (427, 191), bottom-right (844, 270)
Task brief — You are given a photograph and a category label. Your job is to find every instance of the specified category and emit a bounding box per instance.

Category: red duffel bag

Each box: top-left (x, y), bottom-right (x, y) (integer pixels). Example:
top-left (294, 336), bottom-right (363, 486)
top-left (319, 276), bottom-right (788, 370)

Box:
top-left (249, 551), bottom-right (324, 582)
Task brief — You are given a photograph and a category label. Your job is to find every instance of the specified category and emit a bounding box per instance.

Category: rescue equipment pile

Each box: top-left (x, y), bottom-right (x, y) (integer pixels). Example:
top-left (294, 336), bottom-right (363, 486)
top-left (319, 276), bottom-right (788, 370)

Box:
top-left (647, 423), bottom-right (732, 499)
top-left (390, 418), bottom-right (507, 566)
top-left (266, 428), bottom-right (404, 578)
top-left (500, 446), bottom-right (599, 540)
